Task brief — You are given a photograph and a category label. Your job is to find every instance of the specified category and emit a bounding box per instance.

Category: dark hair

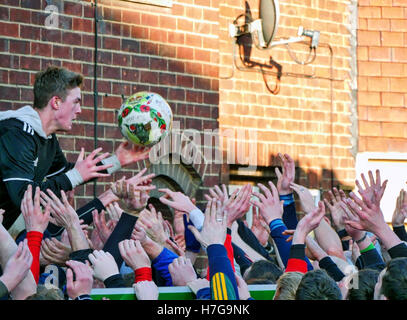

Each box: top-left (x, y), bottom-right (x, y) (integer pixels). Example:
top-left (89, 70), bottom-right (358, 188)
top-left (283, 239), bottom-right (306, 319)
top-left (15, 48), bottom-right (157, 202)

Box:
top-left (347, 269), bottom-right (379, 300)
top-left (295, 269), bottom-right (342, 300)
top-left (244, 260), bottom-right (283, 284)
top-left (381, 257), bottom-right (407, 300)
top-left (33, 66), bottom-right (83, 110)
top-left (25, 284), bottom-right (64, 300)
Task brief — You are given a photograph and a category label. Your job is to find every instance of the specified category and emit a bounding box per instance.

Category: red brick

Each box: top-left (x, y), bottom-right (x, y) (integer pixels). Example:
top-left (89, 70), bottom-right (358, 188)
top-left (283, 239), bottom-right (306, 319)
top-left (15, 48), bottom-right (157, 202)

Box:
top-left (367, 18), bottom-right (390, 31)
top-left (370, 0), bottom-right (392, 5)
top-left (112, 53), bottom-right (130, 66)
top-left (122, 10), bottom-right (140, 25)
top-left (141, 13), bottom-right (159, 28)
top-left (150, 29), bottom-right (167, 42)
top-left (391, 19), bottom-right (407, 31)
top-left (61, 31), bottom-right (82, 46)
top-left (0, 21), bottom-right (18, 37)
top-left (381, 31), bottom-right (404, 46)
top-left (359, 120), bottom-right (382, 136)
top-left (359, 6), bottom-right (382, 18)
top-left (10, 40), bottom-right (30, 54)
top-left (390, 78), bottom-right (407, 92)
top-left (30, 42), bottom-right (51, 57)
top-left (393, 0), bottom-right (407, 5)
top-left (392, 48), bottom-right (407, 63)
top-left (73, 17), bottom-right (93, 33)
top-left (159, 15), bottom-right (176, 29)
top-left (382, 7), bottom-right (404, 18)
top-left (41, 28), bottom-right (62, 42)
top-left (20, 56), bottom-right (41, 71)
top-left (103, 37), bottom-right (120, 50)
top-left (177, 18), bottom-right (193, 32)
top-left (358, 30), bottom-right (381, 46)
top-left (20, 25), bottom-right (41, 40)
top-left (367, 77), bottom-right (390, 91)
top-left (368, 47), bottom-right (391, 61)
top-left (64, 1), bottom-right (83, 16)
top-left (381, 92), bottom-right (404, 106)
top-left (381, 62), bottom-right (405, 76)
top-left (53, 45), bottom-right (72, 59)
top-left (358, 91), bottom-right (381, 106)
top-left (358, 61), bottom-right (381, 76)
top-left (10, 8), bottom-right (31, 23)
top-left (382, 122), bottom-right (407, 138)
top-left (177, 75), bottom-right (193, 87)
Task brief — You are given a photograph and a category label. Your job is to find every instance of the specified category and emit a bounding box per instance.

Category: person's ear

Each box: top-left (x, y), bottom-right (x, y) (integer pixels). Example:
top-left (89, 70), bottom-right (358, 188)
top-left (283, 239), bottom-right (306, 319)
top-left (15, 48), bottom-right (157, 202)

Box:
top-left (51, 96), bottom-right (60, 110)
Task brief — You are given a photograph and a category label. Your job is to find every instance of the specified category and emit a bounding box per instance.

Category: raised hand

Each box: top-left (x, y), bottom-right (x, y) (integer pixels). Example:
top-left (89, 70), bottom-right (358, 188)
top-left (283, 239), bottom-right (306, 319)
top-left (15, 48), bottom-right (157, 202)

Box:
top-left (119, 239), bottom-right (151, 271)
top-left (40, 189), bottom-right (79, 229)
top-left (343, 191), bottom-right (386, 233)
top-left (74, 147), bottom-right (112, 182)
top-left (168, 256), bottom-right (197, 286)
top-left (250, 181), bottom-right (283, 225)
top-left (137, 205), bottom-right (168, 245)
top-left (250, 207), bottom-right (270, 247)
top-left (0, 239), bottom-right (33, 293)
top-left (158, 188), bottom-right (197, 213)
top-left (187, 199), bottom-right (227, 248)
top-left (88, 250), bottom-right (119, 282)
top-left (110, 178), bottom-right (154, 212)
top-left (21, 185), bottom-right (50, 233)
top-left (223, 184), bottom-right (253, 228)
top-left (292, 201), bottom-right (326, 244)
top-left (339, 199), bottom-right (367, 242)
top-left (105, 202), bottom-right (123, 221)
top-left (392, 189), bottom-right (407, 227)
top-left (205, 184), bottom-right (230, 205)
top-left (323, 187), bottom-right (347, 231)
top-left (40, 237), bottom-right (71, 266)
top-left (290, 182), bottom-right (316, 214)
top-left (114, 141), bottom-right (151, 168)
top-left (133, 280), bottom-right (159, 300)
top-left (92, 209), bottom-right (116, 245)
top-left (65, 260), bottom-right (93, 299)
top-left (275, 153), bottom-right (295, 196)
top-left (355, 169), bottom-right (388, 206)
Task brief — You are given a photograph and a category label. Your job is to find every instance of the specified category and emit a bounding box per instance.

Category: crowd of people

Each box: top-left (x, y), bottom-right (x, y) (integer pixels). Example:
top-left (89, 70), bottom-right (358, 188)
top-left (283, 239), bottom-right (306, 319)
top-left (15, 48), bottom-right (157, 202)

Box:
top-left (0, 66), bottom-right (406, 301)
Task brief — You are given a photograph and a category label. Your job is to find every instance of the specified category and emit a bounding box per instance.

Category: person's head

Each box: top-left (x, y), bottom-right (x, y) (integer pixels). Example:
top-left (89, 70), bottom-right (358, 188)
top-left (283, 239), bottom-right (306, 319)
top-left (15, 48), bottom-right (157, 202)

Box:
top-left (273, 271), bottom-right (303, 300)
top-left (25, 284), bottom-right (64, 300)
top-left (243, 260), bottom-right (283, 284)
top-left (33, 66), bottom-right (83, 131)
top-left (295, 269), bottom-right (342, 300)
top-left (374, 257), bottom-right (407, 300)
top-left (347, 269), bottom-right (380, 300)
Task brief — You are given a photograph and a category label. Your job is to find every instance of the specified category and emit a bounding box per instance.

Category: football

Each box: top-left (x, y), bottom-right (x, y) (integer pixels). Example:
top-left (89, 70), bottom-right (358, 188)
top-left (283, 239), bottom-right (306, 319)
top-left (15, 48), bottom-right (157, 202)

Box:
top-left (118, 92), bottom-right (173, 147)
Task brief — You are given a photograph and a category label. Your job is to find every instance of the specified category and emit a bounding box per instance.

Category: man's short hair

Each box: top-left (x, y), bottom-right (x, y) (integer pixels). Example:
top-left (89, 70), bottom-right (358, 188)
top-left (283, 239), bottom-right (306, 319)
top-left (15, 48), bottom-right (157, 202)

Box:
top-left (33, 66), bottom-right (83, 110)
top-left (275, 271), bottom-right (304, 300)
top-left (295, 269), bottom-right (342, 300)
top-left (244, 260), bottom-right (283, 284)
top-left (347, 269), bottom-right (380, 300)
top-left (381, 257), bottom-right (407, 300)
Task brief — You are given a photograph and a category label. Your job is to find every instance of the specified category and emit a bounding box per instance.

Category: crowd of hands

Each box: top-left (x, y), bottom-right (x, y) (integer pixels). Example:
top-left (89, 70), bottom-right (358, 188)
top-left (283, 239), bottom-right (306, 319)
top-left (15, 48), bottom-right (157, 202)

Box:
top-left (0, 152), bottom-right (406, 300)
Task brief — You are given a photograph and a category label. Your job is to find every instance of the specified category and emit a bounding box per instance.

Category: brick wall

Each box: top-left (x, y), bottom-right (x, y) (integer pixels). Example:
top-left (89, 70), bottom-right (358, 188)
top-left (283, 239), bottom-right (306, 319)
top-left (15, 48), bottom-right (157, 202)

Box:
top-left (357, 0), bottom-right (407, 152)
top-left (218, 0), bottom-right (355, 191)
top-left (0, 0), bottom-right (220, 207)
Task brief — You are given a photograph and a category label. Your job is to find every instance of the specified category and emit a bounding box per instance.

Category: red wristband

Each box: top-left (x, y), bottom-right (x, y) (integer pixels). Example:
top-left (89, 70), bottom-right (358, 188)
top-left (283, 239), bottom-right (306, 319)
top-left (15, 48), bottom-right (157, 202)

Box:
top-left (134, 267), bottom-right (152, 283)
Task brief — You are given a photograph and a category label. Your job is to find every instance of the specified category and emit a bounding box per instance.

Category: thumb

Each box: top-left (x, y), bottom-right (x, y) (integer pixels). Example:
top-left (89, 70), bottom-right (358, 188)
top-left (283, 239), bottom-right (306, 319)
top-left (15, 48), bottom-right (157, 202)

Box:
top-left (66, 268), bottom-right (74, 288)
top-left (187, 225), bottom-right (201, 242)
top-left (275, 167), bottom-right (282, 179)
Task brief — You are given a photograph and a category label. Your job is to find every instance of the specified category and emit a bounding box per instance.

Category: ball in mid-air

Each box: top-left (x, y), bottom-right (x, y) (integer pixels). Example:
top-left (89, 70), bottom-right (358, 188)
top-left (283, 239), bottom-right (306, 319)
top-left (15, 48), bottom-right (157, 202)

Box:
top-left (118, 92), bottom-right (173, 147)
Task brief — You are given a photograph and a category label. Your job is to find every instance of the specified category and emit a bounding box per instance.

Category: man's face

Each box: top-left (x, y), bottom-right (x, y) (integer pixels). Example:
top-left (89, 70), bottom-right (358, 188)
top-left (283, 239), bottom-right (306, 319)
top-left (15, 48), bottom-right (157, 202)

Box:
top-left (55, 87), bottom-right (81, 131)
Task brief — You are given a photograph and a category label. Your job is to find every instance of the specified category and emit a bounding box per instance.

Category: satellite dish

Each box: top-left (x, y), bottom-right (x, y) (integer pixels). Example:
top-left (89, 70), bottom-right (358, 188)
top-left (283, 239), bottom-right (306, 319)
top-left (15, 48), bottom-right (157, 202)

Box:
top-left (259, 0), bottom-right (280, 48)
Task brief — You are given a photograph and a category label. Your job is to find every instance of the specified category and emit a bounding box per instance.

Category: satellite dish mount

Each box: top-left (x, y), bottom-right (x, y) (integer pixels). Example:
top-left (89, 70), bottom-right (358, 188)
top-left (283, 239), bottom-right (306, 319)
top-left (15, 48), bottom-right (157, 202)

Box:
top-left (228, 0), bottom-right (320, 93)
